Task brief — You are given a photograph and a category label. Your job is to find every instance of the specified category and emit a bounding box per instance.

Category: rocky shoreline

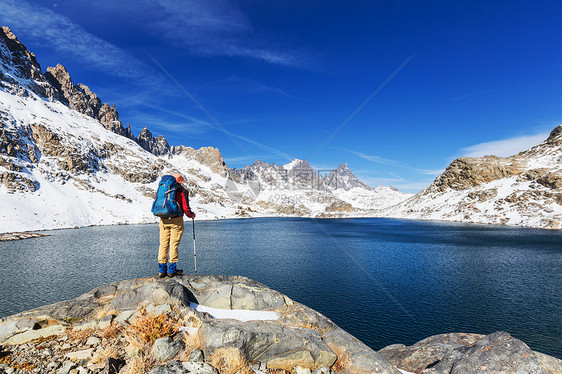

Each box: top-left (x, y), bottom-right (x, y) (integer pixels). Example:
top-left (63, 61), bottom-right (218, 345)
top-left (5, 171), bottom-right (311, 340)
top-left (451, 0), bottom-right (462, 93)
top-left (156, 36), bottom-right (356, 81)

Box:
top-left (0, 232), bottom-right (49, 241)
top-left (0, 275), bottom-right (560, 374)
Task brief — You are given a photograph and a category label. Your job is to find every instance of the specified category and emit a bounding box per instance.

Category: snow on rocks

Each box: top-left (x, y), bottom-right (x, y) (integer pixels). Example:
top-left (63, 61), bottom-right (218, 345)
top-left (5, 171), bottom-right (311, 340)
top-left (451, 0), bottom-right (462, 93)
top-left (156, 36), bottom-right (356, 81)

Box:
top-left (383, 125), bottom-right (562, 230)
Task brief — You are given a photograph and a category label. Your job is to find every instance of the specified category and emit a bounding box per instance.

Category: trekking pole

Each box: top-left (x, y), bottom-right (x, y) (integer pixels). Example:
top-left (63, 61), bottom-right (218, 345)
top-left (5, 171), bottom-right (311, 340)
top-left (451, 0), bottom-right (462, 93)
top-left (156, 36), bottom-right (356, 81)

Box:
top-left (192, 217), bottom-right (197, 273)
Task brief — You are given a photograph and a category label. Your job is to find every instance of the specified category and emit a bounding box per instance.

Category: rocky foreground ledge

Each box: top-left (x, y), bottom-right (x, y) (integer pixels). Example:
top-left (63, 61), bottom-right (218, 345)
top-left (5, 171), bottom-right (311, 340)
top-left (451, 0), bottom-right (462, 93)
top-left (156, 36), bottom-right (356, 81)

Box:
top-left (0, 276), bottom-right (560, 374)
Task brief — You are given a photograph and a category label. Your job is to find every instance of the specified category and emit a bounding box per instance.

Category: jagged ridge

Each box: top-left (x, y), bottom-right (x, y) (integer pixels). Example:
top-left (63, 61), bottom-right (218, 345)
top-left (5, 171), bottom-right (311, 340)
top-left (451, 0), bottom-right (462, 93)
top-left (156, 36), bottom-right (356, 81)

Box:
top-left (0, 26), bottom-right (169, 156)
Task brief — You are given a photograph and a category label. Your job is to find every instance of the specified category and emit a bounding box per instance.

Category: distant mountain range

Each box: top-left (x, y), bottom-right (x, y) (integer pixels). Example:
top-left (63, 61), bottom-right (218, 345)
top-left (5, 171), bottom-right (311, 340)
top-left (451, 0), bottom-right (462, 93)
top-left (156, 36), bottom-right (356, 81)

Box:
top-left (0, 26), bottom-right (412, 232)
top-left (0, 26), bottom-right (560, 232)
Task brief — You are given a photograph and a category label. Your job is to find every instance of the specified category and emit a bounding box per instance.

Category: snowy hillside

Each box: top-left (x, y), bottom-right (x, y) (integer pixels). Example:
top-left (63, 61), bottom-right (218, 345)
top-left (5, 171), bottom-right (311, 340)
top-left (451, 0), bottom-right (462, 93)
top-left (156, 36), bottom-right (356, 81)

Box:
top-left (384, 126), bottom-right (562, 229)
top-left (0, 26), bottom-right (411, 233)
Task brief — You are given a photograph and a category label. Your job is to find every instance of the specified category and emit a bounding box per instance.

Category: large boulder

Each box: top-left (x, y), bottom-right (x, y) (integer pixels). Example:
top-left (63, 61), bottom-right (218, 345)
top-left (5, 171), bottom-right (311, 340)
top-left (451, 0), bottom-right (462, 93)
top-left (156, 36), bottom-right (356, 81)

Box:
top-left (378, 331), bottom-right (562, 374)
top-left (175, 275), bottom-right (290, 310)
top-left (323, 329), bottom-right (400, 374)
top-left (378, 333), bottom-right (484, 373)
top-left (198, 318), bottom-right (337, 371)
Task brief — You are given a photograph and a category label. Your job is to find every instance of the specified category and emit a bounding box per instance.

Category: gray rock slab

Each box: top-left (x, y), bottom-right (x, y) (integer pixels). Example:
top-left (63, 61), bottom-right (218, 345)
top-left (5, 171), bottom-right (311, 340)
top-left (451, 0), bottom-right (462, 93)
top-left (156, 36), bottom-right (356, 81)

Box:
top-left (176, 274), bottom-right (289, 310)
top-left (189, 349), bottom-right (204, 362)
top-left (421, 331), bottom-right (562, 374)
top-left (151, 336), bottom-right (185, 362)
top-left (0, 318), bottom-right (39, 343)
top-left (322, 329), bottom-right (400, 374)
top-left (378, 332), bottom-right (484, 373)
top-left (277, 303), bottom-right (338, 333)
top-left (3, 324), bottom-right (66, 345)
top-left (148, 361), bottom-right (218, 374)
top-left (115, 309), bottom-right (135, 324)
top-left (57, 361), bottom-right (77, 374)
top-left (109, 280), bottom-right (192, 310)
top-left (199, 318), bottom-right (337, 371)
top-left (85, 335), bottom-right (101, 346)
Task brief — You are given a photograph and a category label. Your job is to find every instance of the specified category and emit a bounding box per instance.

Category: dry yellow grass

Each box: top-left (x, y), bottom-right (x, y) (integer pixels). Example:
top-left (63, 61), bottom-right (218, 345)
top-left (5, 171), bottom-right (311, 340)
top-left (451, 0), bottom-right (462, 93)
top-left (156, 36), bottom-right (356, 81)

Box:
top-left (90, 346), bottom-right (120, 365)
top-left (66, 327), bottom-right (95, 343)
top-left (129, 306), bottom-right (179, 343)
top-left (99, 324), bottom-right (121, 340)
top-left (126, 354), bottom-right (155, 374)
top-left (180, 310), bottom-right (202, 328)
top-left (176, 330), bottom-right (201, 361)
top-left (209, 347), bottom-right (253, 374)
top-left (123, 328), bottom-right (150, 358)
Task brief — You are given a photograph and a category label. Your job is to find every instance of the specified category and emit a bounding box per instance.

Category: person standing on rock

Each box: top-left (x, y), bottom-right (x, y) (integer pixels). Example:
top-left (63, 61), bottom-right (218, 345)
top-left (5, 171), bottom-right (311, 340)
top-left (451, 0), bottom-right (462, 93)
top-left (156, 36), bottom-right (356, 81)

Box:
top-left (157, 173), bottom-right (196, 278)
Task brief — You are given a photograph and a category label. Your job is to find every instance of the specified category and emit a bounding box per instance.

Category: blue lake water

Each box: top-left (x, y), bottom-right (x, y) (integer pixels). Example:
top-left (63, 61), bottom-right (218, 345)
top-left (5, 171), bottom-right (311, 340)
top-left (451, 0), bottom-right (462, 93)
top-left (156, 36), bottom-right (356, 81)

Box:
top-left (1, 217), bottom-right (561, 358)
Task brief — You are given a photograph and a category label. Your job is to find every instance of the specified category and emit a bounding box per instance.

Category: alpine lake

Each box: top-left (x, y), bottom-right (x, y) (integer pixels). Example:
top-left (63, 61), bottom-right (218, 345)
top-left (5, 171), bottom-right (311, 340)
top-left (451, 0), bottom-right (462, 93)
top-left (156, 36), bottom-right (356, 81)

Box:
top-left (1, 217), bottom-right (561, 359)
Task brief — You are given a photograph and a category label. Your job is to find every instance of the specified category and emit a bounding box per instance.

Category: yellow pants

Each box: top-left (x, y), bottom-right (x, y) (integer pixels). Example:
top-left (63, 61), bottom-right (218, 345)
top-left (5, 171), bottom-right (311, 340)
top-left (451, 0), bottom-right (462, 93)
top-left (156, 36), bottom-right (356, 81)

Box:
top-left (158, 216), bottom-right (184, 264)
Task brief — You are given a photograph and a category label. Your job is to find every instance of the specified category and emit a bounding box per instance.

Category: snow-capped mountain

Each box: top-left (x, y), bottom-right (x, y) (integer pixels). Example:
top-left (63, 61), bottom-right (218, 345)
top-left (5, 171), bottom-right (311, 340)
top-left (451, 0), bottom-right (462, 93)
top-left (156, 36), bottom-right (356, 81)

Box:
top-left (324, 163), bottom-right (373, 191)
top-left (227, 159), bottom-right (411, 214)
top-left (0, 26), bottom-right (410, 233)
top-left (384, 126), bottom-right (562, 229)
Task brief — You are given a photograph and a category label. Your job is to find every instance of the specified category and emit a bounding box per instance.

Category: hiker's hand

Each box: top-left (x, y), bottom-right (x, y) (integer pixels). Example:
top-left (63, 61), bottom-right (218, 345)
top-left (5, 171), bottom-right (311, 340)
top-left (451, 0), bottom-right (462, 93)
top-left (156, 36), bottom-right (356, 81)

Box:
top-left (186, 210), bottom-right (196, 219)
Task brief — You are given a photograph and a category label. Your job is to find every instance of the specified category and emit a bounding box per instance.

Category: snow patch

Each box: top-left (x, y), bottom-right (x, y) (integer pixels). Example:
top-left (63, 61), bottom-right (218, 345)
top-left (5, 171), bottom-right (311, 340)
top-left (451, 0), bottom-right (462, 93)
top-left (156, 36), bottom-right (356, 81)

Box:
top-left (188, 302), bottom-right (280, 322)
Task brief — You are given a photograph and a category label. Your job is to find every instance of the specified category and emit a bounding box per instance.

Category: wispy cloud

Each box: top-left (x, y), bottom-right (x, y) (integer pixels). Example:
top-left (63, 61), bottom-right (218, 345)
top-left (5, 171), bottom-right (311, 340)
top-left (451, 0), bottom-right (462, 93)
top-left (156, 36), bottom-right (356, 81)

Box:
top-left (416, 168), bottom-right (445, 176)
top-left (223, 154), bottom-right (272, 164)
top-left (90, 0), bottom-right (300, 66)
top-left (449, 91), bottom-right (485, 102)
top-left (232, 133), bottom-right (295, 162)
top-left (343, 149), bottom-right (444, 178)
top-left (344, 149), bottom-right (406, 168)
top-left (124, 110), bottom-right (211, 136)
top-left (459, 132), bottom-right (550, 158)
top-left (356, 173), bottom-right (431, 193)
top-left (224, 76), bottom-right (292, 97)
top-left (0, 0), bottom-right (160, 85)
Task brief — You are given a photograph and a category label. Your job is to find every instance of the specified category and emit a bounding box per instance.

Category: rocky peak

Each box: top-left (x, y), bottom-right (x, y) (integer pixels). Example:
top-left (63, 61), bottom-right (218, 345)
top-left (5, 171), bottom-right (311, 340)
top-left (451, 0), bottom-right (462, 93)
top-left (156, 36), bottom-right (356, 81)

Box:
top-left (0, 26), bottom-right (42, 82)
top-left (282, 158), bottom-right (312, 171)
top-left (171, 145), bottom-right (228, 177)
top-left (546, 125), bottom-right (562, 146)
top-left (138, 127), bottom-right (170, 156)
top-left (43, 64), bottom-right (135, 140)
top-left (281, 159), bottom-right (318, 187)
top-left (44, 64), bottom-right (103, 119)
top-left (427, 156), bottom-right (523, 193)
top-left (0, 26), bottom-right (57, 99)
top-left (324, 163), bottom-right (373, 191)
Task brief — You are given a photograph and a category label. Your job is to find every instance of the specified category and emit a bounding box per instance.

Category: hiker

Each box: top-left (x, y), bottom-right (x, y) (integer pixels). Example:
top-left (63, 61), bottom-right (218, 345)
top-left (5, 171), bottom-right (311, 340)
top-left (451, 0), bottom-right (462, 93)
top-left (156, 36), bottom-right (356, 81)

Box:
top-left (157, 173), bottom-right (196, 278)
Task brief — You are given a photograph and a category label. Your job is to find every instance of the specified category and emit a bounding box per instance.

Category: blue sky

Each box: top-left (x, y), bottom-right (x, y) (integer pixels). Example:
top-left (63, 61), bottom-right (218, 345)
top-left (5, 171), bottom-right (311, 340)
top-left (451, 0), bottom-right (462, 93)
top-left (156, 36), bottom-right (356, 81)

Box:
top-left (1, 0), bottom-right (561, 192)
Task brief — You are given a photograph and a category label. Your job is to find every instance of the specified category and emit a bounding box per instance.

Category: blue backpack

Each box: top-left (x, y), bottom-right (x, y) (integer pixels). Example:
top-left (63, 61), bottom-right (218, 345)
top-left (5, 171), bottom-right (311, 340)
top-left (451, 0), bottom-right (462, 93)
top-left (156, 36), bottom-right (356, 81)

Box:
top-left (152, 175), bottom-right (183, 218)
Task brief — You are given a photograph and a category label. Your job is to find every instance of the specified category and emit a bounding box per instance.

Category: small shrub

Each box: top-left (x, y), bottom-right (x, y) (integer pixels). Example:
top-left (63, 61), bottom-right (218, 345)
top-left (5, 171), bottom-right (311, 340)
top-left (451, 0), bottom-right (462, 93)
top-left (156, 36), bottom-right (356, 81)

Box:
top-left (209, 347), bottom-right (253, 374)
top-left (66, 327), bottom-right (95, 343)
top-left (180, 310), bottom-right (202, 328)
top-left (99, 324), bottom-right (121, 340)
top-left (129, 306), bottom-right (179, 343)
top-left (127, 354), bottom-right (155, 374)
top-left (178, 330), bottom-right (201, 360)
top-left (91, 346), bottom-right (120, 365)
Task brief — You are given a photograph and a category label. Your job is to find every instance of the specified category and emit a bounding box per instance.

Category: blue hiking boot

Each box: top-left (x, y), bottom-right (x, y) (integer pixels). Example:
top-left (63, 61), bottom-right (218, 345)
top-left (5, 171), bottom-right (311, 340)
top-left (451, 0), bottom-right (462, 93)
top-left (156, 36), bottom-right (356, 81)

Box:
top-left (158, 263), bottom-right (167, 278)
top-left (167, 262), bottom-right (183, 277)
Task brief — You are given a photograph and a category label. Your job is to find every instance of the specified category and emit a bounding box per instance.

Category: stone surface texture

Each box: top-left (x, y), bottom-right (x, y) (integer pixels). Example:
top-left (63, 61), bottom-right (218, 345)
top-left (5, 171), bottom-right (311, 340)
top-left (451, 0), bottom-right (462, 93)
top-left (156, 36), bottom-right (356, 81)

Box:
top-left (0, 275), bottom-right (560, 374)
top-left (379, 331), bottom-right (562, 374)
